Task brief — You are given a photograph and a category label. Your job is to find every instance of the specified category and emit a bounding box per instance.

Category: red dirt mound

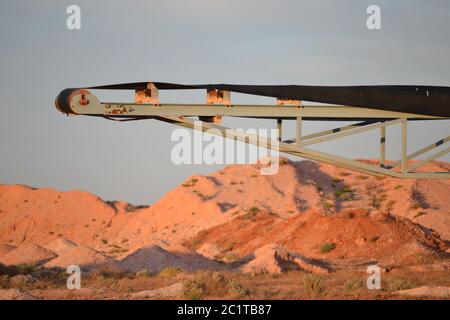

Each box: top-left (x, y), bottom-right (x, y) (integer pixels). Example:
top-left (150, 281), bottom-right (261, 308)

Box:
top-left (188, 209), bottom-right (449, 267)
top-left (0, 160), bottom-right (448, 267)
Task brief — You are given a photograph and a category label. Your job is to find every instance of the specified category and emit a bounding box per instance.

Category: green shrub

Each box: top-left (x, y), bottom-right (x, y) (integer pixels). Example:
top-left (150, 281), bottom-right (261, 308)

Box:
top-left (323, 202), bottom-right (334, 211)
top-left (242, 207), bottom-right (260, 220)
top-left (320, 243), bottom-right (336, 254)
top-left (335, 187), bottom-right (352, 199)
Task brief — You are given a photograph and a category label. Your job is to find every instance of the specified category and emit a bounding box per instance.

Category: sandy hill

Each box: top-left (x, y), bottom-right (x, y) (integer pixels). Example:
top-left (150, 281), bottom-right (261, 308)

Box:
top-left (44, 238), bottom-right (77, 255)
top-left (44, 245), bottom-right (116, 270)
top-left (186, 209), bottom-right (449, 267)
top-left (0, 244), bottom-right (16, 257)
top-left (0, 159), bottom-right (449, 270)
top-left (118, 244), bottom-right (220, 273)
top-left (0, 244), bottom-right (56, 266)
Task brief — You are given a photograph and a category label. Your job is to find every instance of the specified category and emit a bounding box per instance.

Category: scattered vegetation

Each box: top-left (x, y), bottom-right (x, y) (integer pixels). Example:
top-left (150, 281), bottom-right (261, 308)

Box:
top-left (182, 178), bottom-right (198, 187)
top-left (135, 269), bottom-right (153, 278)
top-left (183, 278), bottom-right (207, 300)
top-left (409, 201), bottom-right (422, 210)
top-left (338, 172), bottom-right (352, 177)
top-left (223, 252), bottom-right (240, 263)
top-left (241, 207), bottom-right (260, 220)
top-left (227, 278), bottom-right (250, 297)
top-left (224, 242), bottom-right (236, 251)
top-left (158, 267), bottom-right (184, 277)
top-left (92, 266), bottom-right (128, 280)
top-left (344, 278), bottom-right (364, 291)
top-left (335, 186), bottom-right (352, 199)
top-left (0, 263), bottom-right (37, 276)
top-left (320, 243), bottom-right (336, 254)
top-left (183, 272), bottom-right (250, 300)
top-left (370, 191), bottom-right (387, 209)
top-left (385, 200), bottom-right (396, 211)
top-left (414, 211), bottom-right (427, 218)
top-left (322, 201), bottom-right (334, 212)
top-left (302, 274), bottom-right (325, 298)
top-left (386, 278), bottom-right (415, 291)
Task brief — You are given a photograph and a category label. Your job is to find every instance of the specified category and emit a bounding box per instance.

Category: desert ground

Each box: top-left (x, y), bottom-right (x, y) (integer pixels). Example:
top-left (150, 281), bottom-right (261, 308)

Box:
top-left (0, 159), bottom-right (449, 300)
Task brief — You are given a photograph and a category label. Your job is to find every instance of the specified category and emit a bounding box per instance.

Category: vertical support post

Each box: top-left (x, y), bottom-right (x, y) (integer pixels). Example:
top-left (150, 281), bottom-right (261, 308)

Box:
top-left (401, 118), bottom-right (408, 174)
top-left (277, 119), bottom-right (283, 142)
top-left (380, 124), bottom-right (386, 168)
top-left (296, 116), bottom-right (302, 145)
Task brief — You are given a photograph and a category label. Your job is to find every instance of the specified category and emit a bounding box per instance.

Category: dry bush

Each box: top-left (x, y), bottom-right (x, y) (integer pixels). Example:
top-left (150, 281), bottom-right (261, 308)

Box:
top-left (183, 277), bottom-right (207, 300)
top-left (0, 275), bottom-right (10, 289)
top-left (183, 272), bottom-right (249, 300)
top-left (344, 278), bottom-right (364, 291)
top-left (386, 277), bottom-right (415, 291)
top-left (303, 274), bottom-right (325, 298)
top-left (158, 267), bottom-right (184, 277)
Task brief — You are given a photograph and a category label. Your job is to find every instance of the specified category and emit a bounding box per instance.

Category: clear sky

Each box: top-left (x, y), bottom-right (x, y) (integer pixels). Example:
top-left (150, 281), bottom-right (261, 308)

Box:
top-left (0, 0), bottom-right (449, 204)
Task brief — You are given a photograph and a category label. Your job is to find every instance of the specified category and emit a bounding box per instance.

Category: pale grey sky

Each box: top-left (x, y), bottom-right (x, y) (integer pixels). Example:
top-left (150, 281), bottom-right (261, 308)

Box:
top-left (0, 0), bottom-right (449, 204)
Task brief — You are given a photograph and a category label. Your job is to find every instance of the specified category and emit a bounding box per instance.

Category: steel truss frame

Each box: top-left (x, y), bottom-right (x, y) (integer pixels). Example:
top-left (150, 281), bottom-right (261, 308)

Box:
top-left (65, 90), bottom-right (450, 179)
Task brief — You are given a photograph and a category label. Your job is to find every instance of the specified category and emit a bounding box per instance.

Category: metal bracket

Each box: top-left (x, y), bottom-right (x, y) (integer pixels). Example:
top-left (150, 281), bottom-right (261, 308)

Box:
top-left (135, 82), bottom-right (160, 105)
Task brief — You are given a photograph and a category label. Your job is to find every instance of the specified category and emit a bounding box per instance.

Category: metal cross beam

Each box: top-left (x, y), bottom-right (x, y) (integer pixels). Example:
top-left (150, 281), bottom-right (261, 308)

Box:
top-left (153, 115), bottom-right (450, 179)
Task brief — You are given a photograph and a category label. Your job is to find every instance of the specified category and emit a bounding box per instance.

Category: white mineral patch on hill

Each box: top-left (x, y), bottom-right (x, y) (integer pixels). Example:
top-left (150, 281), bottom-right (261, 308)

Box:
top-left (118, 244), bottom-right (220, 273)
